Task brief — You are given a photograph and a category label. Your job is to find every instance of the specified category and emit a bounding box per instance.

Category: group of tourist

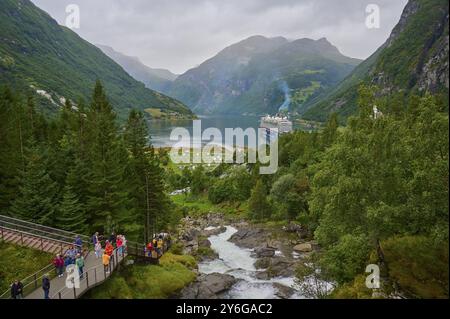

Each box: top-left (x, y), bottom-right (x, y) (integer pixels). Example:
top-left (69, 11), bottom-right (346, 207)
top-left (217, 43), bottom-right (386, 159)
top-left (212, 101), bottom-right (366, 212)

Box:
top-left (144, 233), bottom-right (171, 258)
top-left (10, 231), bottom-right (128, 299)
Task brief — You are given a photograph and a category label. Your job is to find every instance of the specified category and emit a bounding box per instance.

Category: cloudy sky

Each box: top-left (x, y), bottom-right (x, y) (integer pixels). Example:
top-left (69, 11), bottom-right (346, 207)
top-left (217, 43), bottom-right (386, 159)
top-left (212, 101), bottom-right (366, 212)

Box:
top-left (31, 0), bottom-right (408, 74)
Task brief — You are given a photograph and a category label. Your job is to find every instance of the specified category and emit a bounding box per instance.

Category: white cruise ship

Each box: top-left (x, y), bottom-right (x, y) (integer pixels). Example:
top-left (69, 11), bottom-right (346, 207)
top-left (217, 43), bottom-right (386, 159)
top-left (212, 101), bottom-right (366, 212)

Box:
top-left (260, 115), bottom-right (293, 143)
top-left (260, 115), bottom-right (293, 134)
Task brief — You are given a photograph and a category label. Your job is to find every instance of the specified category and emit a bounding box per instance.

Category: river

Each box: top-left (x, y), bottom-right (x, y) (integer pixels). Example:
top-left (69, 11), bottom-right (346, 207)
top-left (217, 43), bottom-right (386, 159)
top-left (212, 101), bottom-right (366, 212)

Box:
top-left (198, 226), bottom-right (304, 299)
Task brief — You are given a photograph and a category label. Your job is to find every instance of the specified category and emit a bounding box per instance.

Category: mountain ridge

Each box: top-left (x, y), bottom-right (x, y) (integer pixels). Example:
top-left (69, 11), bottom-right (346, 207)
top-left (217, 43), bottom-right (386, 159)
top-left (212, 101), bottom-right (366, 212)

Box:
top-left (166, 35), bottom-right (361, 115)
top-left (97, 44), bottom-right (178, 93)
top-left (0, 0), bottom-right (193, 119)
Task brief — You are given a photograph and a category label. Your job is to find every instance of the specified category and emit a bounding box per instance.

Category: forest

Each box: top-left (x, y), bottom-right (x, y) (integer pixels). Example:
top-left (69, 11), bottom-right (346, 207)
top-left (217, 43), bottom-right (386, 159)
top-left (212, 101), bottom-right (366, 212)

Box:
top-left (0, 82), bottom-right (448, 298)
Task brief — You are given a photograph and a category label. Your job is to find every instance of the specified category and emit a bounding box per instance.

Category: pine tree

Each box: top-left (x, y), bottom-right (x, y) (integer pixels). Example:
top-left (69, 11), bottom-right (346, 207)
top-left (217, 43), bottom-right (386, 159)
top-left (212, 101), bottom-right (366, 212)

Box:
top-left (124, 109), bottom-right (169, 241)
top-left (84, 81), bottom-right (130, 233)
top-left (56, 185), bottom-right (87, 234)
top-left (10, 141), bottom-right (59, 225)
top-left (248, 180), bottom-right (271, 220)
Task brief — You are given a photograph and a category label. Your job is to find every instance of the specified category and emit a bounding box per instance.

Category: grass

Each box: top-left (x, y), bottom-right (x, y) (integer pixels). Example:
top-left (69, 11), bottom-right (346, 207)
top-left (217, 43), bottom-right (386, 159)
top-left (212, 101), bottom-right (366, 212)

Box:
top-left (171, 193), bottom-right (249, 219)
top-left (85, 253), bottom-right (197, 299)
top-left (0, 241), bottom-right (53, 294)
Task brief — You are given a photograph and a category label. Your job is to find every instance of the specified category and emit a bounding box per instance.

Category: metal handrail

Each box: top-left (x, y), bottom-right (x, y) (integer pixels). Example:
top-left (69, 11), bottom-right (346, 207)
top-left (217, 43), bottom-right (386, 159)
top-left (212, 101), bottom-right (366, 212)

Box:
top-left (0, 226), bottom-right (90, 299)
top-left (0, 225), bottom-right (82, 248)
top-left (0, 219), bottom-right (84, 244)
top-left (0, 263), bottom-right (55, 299)
top-left (51, 247), bottom-right (125, 299)
top-left (0, 214), bottom-right (90, 241)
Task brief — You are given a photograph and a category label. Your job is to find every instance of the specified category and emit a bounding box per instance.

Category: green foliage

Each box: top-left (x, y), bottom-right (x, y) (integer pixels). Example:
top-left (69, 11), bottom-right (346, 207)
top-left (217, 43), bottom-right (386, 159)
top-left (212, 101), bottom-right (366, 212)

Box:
top-left (85, 253), bottom-right (197, 299)
top-left (10, 142), bottom-right (59, 225)
top-left (382, 236), bottom-right (449, 298)
top-left (0, 82), bottom-right (181, 242)
top-left (208, 166), bottom-right (253, 204)
top-left (270, 174), bottom-right (309, 220)
top-left (320, 234), bottom-right (372, 285)
top-left (248, 180), bottom-right (272, 220)
top-left (0, 242), bottom-right (52, 293)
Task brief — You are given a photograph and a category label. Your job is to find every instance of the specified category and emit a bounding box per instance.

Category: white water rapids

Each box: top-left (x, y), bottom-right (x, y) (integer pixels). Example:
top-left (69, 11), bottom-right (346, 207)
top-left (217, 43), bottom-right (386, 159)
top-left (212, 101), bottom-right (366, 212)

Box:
top-left (198, 226), bottom-right (304, 299)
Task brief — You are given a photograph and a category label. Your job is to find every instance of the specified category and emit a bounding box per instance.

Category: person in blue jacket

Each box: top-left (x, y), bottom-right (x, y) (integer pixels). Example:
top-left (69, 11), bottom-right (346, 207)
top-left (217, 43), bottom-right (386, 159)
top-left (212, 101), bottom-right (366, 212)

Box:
top-left (42, 274), bottom-right (50, 299)
top-left (74, 235), bottom-right (83, 254)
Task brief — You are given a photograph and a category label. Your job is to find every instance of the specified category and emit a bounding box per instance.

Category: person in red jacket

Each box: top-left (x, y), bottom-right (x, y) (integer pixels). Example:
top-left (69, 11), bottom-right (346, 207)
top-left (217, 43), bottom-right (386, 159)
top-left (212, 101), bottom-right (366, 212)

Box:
top-left (53, 254), bottom-right (64, 278)
top-left (116, 236), bottom-right (123, 257)
top-left (104, 240), bottom-right (114, 257)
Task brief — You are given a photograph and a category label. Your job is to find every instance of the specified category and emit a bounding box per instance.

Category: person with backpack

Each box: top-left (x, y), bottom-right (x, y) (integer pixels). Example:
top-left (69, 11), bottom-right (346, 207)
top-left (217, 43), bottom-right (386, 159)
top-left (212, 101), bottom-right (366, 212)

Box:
top-left (75, 254), bottom-right (85, 279)
top-left (10, 280), bottom-right (24, 299)
top-left (42, 274), bottom-right (50, 299)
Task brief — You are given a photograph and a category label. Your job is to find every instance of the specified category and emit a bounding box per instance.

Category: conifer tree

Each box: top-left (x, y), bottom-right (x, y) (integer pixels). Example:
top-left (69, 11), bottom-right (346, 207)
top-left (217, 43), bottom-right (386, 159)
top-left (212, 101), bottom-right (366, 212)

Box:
top-left (11, 141), bottom-right (59, 225)
top-left (248, 179), bottom-right (271, 220)
top-left (84, 81), bottom-right (130, 233)
top-left (56, 184), bottom-right (87, 234)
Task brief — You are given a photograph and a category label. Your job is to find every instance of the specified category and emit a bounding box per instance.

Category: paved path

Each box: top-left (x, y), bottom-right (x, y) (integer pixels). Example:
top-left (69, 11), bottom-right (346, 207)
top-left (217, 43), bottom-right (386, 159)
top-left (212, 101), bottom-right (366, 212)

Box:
top-left (26, 250), bottom-right (126, 299)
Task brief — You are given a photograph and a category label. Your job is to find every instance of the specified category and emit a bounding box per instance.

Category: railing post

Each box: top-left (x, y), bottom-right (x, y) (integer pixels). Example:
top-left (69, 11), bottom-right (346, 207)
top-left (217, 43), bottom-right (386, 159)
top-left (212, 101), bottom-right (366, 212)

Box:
top-left (95, 268), bottom-right (97, 284)
top-left (115, 249), bottom-right (119, 271)
top-left (86, 271), bottom-right (89, 288)
top-left (73, 285), bottom-right (76, 299)
top-left (40, 237), bottom-right (43, 250)
top-left (58, 292), bottom-right (62, 299)
top-left (34, 274), bottom-right (37, 289)
top-left (60, 242), bottom-right (63, 255)
top-left (21, 232), bottom-right (23, 244)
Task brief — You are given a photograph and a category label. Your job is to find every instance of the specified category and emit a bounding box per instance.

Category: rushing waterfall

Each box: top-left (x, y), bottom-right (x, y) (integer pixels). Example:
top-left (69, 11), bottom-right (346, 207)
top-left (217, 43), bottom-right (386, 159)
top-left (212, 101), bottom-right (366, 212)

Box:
top-left (198, 226), bottom-right (303, 299)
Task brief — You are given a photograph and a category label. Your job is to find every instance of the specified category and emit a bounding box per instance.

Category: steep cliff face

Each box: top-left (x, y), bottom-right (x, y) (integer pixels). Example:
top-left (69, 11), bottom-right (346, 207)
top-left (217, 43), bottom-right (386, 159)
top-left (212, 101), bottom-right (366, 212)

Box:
top-left (303, 0), bottom-right (449, 122)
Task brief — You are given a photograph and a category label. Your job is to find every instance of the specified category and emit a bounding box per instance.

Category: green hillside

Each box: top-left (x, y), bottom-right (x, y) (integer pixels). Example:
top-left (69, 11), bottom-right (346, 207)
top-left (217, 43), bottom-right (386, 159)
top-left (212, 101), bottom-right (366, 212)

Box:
top-left (167, 36), bottom-right (361, 116)
top-left (303, 0), bottom-right (449, 122)
top-left (0, 0), bottom-right (193, 120)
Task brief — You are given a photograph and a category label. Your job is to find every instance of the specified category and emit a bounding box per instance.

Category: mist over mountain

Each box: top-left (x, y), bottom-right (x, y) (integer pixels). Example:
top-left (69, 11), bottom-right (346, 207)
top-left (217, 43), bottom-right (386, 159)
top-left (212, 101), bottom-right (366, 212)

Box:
top-left (97, 44), bottom-right (178, 93)
top-left (303, 0), bottom-right (449, 122)
top-left (166, 35), bottom-right (361, 116)
top-left (0, 0), bottom-right (192, 119)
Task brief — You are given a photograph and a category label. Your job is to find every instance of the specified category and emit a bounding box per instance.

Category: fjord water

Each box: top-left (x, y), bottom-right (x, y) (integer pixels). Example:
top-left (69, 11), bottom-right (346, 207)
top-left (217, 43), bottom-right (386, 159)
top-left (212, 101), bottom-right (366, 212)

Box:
top-left (198, 226), bottom-right (303, 299)
top-left (148, 115), bottom-right (261, 148)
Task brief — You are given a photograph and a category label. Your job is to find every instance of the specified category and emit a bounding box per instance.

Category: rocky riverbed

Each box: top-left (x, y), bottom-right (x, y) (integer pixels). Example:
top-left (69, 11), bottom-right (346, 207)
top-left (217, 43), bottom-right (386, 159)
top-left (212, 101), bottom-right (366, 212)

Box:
top-left (176, 213), bottom-right (321, 299)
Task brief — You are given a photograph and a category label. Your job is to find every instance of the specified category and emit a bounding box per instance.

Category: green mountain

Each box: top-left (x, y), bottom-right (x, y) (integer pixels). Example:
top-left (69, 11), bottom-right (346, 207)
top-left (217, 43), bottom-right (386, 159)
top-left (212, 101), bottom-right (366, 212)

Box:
top-left (97, 44), bottom-right (177, 93)
top-left (0, 0), bottom-right (193, 119)
top-left (166, 35), bottom-right (361, 115)
top-left (303, 0), bottom-right (449, 122)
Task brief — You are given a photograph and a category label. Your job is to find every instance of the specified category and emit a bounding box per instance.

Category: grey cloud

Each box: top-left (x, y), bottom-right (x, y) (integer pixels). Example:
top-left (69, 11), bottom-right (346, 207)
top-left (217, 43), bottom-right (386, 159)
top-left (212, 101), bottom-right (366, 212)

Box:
top-left (31, 0), bottom-right (408, 74)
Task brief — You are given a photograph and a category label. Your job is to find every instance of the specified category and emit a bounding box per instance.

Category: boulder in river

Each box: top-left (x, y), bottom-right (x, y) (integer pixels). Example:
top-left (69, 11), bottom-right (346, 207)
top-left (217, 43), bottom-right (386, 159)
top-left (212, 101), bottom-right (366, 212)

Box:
top-left (255, 246), bottom-right (276, 258)
top-left (180, 273), bottom-right (238, 299)
top-left (293, 243), bottom-right (313, 253)
top-left (273, 283), bottom-right (296, 299)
